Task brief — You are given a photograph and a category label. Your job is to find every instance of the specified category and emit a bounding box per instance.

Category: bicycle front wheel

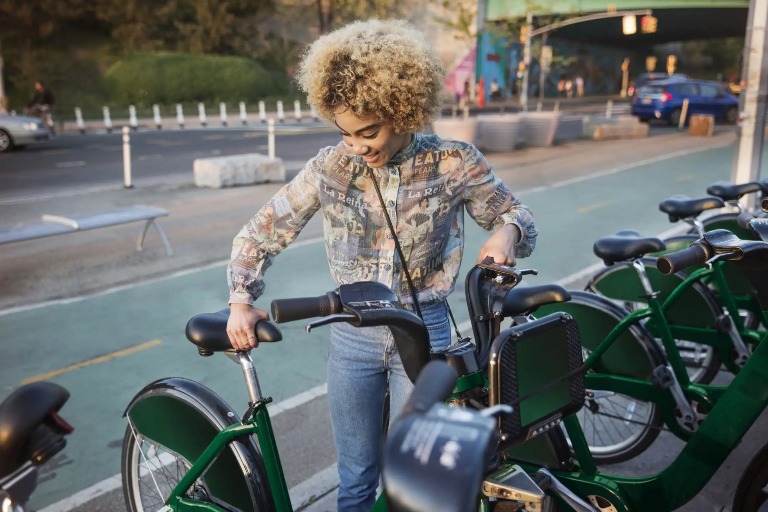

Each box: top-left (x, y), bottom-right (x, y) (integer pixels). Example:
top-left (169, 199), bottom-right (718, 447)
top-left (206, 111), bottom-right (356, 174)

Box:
top-left (576, 382), bottom-right (662, 465)
top-left (121, 377), bottom-right (274, 512)
top-left (733, 443), bottom-right (768, 512)
top-left (537, 291), bottom-right (665, 464)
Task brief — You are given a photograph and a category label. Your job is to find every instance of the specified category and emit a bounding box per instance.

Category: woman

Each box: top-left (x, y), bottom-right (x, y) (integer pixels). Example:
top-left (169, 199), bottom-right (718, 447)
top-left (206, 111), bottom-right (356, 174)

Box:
top-left (226, 19), bottom-right (537, 511)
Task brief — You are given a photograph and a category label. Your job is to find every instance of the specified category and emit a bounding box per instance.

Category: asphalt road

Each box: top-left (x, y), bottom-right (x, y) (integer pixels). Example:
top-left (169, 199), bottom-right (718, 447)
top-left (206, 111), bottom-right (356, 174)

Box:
top-left (1, 121), bottom-right (758, 512)
top-left (0, 125), bottom-right (340, 201)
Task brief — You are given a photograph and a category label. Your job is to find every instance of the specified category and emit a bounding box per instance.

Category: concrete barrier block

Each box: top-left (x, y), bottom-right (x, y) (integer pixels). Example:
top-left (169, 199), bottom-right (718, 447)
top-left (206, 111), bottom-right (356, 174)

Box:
top-left (591, 119), bottom-right (649, 140)
top-left (193, 153), bottom-right (285, 188)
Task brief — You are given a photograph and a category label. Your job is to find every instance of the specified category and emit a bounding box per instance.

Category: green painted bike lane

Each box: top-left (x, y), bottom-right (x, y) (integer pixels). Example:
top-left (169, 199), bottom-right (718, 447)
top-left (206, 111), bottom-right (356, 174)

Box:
top-left (0, 140), bottom-right (741, 509)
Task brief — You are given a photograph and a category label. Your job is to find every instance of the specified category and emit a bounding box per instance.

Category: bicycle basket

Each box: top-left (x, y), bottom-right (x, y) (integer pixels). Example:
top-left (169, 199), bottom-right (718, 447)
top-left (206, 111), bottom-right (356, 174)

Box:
top-left (488, 312), bottom-right (585, 447)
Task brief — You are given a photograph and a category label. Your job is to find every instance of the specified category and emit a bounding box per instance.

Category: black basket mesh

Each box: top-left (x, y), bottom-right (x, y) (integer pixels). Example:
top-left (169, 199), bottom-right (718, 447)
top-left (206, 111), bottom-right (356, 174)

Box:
top-left (495, 313), bottom-right (585, 443)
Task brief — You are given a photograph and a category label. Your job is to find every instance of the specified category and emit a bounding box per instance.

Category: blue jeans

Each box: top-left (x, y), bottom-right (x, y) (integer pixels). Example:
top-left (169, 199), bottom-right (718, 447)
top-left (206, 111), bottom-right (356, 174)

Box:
top-left (327, 300), bottom-right (451, 512)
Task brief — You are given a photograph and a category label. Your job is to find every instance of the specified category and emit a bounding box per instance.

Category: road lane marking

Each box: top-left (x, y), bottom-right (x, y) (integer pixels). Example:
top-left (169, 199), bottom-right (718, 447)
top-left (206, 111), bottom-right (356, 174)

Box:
top-left (55, 161), bottom-right (86, 168)
top-left (677, 173), bottom-right (694, 182)
top-left (578, 200), bottom-right (610, 214)
top-left (20, 339), bottom-right (162, 385)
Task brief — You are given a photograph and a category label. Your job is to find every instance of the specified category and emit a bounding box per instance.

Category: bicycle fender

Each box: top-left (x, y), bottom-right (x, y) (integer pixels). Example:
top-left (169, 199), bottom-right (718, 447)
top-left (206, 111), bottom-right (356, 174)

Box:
top-left (124, 377), bottom-right (274, 512)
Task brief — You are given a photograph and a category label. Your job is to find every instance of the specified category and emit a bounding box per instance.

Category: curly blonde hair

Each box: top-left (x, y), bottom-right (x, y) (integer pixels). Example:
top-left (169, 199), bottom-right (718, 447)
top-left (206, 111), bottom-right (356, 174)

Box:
top-left (297, 19), bottom-right (446, 134)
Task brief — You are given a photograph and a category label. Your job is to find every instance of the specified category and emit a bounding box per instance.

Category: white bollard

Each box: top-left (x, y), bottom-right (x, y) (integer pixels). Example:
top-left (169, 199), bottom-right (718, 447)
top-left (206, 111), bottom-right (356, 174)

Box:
top-left (239, 101), bottom-right (247, 125)
top-left (267, 118), bottom-right (275, 159)
top-left (311, 108), bottom-right (319, 122)
top-left (258, 101), bottom-right (267, 123)
top-left (198, 102), bottom-right (207, 127)
top-left (74, 107), bottom-right (86, 135)
top-left (122, 126), bottom-right (133, 189)
top-left (176, 104), bottom-right (185, 129)
top-left (294, 100), bottom-right (302, 122)
top-left (129, 105), bottom-right (138, 131)
top-left (276, 100), bottom-right (285, 122)
top-left (606, 99), bottom-right (613, 119)
top-left (103, 106), bottom-right (113, 133)
top-left (220, 102), bottom-right (228, 126)
top-left (554, 100), bottom-right (560, 112)
top-left (679, 98), bottom-right (689, 130)
top-left (153, 104), bottom-right (162, 130)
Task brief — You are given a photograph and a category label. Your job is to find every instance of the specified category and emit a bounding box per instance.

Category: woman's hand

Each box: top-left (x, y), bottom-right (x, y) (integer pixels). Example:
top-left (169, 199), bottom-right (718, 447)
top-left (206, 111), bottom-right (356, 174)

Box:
top-left (227, 303), bottom-right (270, 351)
top-left (477, 224), bottom-right (521, 266)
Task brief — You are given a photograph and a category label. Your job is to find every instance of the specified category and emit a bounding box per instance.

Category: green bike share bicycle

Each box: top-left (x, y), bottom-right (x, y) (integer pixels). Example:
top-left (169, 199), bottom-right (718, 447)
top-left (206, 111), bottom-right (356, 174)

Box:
top-left (120, 270), bottom-right (591, 512)
top-left (121, 231), bottom-right (768, 511)
top-left (585, 190), bottom-right (768, 386)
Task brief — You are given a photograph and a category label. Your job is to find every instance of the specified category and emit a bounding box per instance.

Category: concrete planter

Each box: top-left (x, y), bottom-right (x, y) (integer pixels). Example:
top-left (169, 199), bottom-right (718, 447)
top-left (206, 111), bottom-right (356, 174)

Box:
top-left (431, 118), bottom-right (480, 146)
top-left (476, 114), bottom-right (525, 152)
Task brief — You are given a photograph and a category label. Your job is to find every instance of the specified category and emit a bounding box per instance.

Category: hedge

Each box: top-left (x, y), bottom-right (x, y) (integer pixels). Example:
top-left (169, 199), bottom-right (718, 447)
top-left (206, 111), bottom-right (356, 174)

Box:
top-left (104, 52), bottom-right (286, 107)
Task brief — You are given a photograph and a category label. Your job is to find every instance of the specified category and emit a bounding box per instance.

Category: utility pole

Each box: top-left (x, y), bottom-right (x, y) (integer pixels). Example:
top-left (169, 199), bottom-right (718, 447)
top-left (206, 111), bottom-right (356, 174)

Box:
top-left (520, 12), bottom-right (533, 112)
top-left (731, 0), bottom-right (768, 200)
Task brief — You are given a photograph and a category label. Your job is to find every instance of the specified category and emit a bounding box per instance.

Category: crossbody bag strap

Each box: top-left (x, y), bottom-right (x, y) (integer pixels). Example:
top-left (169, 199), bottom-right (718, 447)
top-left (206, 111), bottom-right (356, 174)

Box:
top-left (365, 167), bottom-right (466, 341)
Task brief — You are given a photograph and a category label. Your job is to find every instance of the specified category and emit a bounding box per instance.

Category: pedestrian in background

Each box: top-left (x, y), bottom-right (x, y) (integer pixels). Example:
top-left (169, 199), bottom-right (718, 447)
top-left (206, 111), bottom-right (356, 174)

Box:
top-left (225, 18), bottom-right (537, 512)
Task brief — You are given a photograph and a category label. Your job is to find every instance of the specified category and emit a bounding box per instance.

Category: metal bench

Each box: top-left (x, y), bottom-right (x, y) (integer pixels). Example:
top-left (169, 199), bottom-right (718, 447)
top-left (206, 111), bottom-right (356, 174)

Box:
top-left (0, 205), bottom-right (173, 256)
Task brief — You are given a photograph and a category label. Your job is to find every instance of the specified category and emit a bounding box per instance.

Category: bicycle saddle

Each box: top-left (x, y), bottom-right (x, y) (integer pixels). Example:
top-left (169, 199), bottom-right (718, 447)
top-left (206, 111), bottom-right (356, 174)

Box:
top-left (497, 284), bottom-right (570, 317)
top-left (593, 230), bottom-right (665, 265)
top-left (0, 381), bottom-right (71, 478)
top-left (186, 309), bottom-right (283, 356)
top-left (658, 195), bottom-right (725, 222)
top-left (706, 181), bottom-right (766, 202)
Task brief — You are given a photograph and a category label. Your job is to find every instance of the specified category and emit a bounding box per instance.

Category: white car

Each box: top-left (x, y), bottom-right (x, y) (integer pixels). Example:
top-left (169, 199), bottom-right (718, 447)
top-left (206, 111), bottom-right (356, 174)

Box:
top-left (0, 113), bottom-right (53, 153)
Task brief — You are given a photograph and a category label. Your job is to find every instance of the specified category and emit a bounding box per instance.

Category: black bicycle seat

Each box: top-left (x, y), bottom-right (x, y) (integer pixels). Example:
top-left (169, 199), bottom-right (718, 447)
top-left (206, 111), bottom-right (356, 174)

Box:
top-left (659, 195), bottom-right (725, 222)
top-left (706, 181), bottom-right (765, 202)
top-left (593, 230), bottom-right (665, 265)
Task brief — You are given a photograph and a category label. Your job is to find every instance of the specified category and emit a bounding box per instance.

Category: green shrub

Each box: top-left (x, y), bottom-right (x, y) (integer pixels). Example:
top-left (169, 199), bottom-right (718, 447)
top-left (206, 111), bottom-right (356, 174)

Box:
top-left (104, 52), bottom-right (286, 107)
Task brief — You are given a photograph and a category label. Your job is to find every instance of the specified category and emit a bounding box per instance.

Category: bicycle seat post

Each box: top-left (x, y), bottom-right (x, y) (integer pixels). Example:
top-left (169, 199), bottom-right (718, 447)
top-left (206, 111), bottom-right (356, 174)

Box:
top-left (237, 352), bottom-right (265, 404)
top-left (684, 217), bottom-right (706, 238)
top-left (631, 259), bottom-right (658, 299)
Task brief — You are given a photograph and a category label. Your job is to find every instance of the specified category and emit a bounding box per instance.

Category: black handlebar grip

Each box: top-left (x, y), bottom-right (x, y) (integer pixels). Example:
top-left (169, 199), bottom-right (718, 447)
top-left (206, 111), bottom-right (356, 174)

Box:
top-left (656, 243), bottom-right (711, 275)
top-left (400, 361), bottom-right (458, 416)
top-left (270, 292), bottom-right (341, 323)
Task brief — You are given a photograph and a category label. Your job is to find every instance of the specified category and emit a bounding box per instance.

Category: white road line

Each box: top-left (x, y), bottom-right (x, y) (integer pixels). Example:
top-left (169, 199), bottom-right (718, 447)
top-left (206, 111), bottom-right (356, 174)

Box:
top-left (55, 161), bottom-right (86, 168)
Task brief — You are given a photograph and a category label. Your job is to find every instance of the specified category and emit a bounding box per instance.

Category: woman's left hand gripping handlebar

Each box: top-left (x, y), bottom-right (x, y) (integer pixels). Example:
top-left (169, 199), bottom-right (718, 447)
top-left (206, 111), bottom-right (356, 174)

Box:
top-left (227, 303), bottom-right (270, 351)
top-left (477, 224), bottom-right (520, 266)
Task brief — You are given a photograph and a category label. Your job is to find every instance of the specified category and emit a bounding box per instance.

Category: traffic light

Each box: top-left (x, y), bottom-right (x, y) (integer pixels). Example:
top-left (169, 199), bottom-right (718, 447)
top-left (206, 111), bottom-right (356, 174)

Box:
top-left (641, 15), bottom-right (657, 34)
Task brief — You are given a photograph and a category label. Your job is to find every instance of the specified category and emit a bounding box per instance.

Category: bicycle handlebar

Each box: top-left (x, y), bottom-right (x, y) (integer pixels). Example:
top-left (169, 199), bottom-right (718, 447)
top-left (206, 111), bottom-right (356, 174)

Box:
top-left (400, 360), bottom-right (458, 416)
top-left (656, 242), bottom-right (712, 275)
top-left (271, 292), bottom-right (341, 323)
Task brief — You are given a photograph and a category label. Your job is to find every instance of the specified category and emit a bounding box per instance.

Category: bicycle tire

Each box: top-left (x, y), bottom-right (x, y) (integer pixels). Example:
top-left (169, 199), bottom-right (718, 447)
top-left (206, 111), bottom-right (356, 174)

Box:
top-left (536, 292), bottom-right (664, 464)
top-left (121, 377), bottom-right (274, 512)
top-left (733, 442), bottom-right (768, 512)
top-left (587, 256), bottom-right (722, 384)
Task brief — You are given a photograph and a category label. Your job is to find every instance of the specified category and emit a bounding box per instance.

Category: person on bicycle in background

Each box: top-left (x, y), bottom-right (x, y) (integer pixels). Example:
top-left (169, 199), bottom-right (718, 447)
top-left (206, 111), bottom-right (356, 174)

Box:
top-left (225, 18), bottom-right (537, 512)
top-left (26, 81), bottom-right (55, 130)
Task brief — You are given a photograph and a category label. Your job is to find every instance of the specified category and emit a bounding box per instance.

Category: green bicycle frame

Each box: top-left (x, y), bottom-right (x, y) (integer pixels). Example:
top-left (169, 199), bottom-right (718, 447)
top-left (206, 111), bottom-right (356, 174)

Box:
top-left (548, 329), bottom-right (768, 511)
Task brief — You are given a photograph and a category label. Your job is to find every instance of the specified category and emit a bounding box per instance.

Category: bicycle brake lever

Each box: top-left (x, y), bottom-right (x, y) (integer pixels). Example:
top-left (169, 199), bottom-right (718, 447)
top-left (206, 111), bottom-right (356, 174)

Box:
top-left (305, 313), bottom-right (358, 333)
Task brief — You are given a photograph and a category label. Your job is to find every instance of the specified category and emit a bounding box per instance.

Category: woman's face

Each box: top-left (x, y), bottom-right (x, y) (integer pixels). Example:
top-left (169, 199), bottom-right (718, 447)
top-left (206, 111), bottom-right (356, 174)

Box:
top-left (334, 109), bottom-right (412, 169)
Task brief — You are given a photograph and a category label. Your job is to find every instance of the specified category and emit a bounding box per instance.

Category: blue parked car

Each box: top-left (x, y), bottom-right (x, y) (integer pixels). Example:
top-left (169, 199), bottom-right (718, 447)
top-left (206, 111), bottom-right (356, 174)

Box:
top-left (631, 79), bottom-right (739, 126)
